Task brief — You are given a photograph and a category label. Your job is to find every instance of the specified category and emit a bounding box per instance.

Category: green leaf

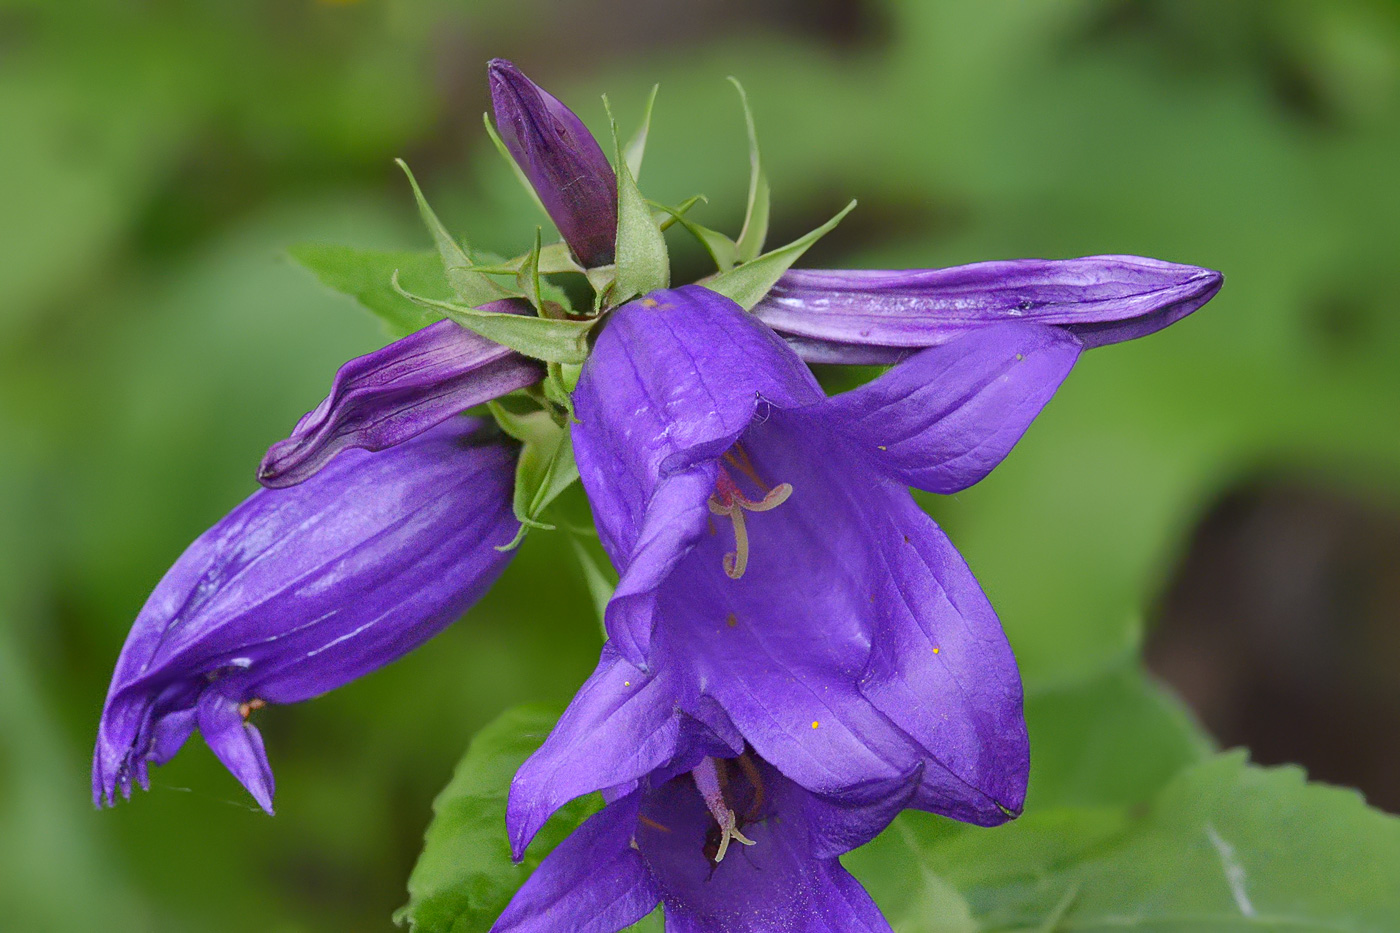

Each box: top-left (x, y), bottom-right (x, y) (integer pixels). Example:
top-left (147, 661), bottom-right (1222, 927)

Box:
top-left (727, 77), bottom-right (770, 264)
top-left (393, 274), bottom-right (595, 364)
top-left (488, 405), bottom-right (580, 550)
top-left (624, 84), bottom-right (660, 182)
top-left (701, 199), bottom-right (856, 310)
top-left (395, 706), bottom-right (599, 933)
top-left (397, 159), bottom-right (515, 307)
top-left (605, 96), bottom-right (669, 305)
top-left (517, 227), bottom-right (544, 313)
top-left (482, 112), bottom-right (551, 221)
top-left (287, 244), bottom-right (447, 337)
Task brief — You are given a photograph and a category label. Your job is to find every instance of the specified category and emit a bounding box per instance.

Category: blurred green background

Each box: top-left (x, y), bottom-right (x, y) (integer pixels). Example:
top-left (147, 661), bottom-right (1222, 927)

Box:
top-left (3, 0), bottom-right (1399, 929)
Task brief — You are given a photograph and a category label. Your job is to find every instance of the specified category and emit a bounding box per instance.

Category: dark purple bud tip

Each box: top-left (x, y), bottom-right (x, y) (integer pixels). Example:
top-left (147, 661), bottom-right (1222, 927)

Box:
top-left (488, 59), bottom-right (618, 268)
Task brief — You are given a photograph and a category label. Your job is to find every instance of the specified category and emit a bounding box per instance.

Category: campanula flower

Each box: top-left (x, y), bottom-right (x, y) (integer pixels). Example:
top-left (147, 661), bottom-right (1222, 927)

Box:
top-left (489, 59), bottom-right (619, 268)
top-left (754, 255), bottom-right (1223, 364)
top-left (494, 725), bottom-right (917, 933)
top-left (502, 284), bottom-right (1085, 871)
top-left (93, 418), bottom-right (517, 813)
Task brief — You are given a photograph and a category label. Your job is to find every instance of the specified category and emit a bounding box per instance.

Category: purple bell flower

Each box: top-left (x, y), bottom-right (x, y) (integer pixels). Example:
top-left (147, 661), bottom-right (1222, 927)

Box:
top-left (258, 308), bottom-right (544, 489)
top-left (504, 284), bottom-right (1088, 870)
top-left (93, 418), bottom-right (518, 814)
top-left (494, 731), bottom-right (917, 933)
top-left (754, 255), bottom-right (1223, 364)
top-left (489, 59), bottom-right (619, 269)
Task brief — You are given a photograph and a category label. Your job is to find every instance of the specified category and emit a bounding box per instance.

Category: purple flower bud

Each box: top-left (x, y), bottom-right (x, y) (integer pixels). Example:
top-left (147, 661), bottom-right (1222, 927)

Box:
top-left (489, 59), bottom-right (618, 268)
top-left (258, 310), bottom-right (544, 488)
top-left (93, 418), bottom-right (518, 814)
top-left (754, 255), bottom-right (1223, 364)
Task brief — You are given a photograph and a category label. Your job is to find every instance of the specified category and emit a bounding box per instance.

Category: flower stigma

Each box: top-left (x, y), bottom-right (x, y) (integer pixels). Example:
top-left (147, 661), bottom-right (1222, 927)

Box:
top-left (706, 444), bottom-right (792, 580)
top-left (691, 757), bottom-right (757, 864)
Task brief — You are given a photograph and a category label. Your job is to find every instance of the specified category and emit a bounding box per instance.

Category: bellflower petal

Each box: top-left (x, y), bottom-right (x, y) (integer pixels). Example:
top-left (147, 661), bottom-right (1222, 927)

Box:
top-left (94, 419), bottom-right (517, 813)
top-left (826, 322), bottom-right (1082, 494)
top-left (572, 285), bottom-right (820, 662)
top-left (489, 59), bottom-right (618, 268)
top-left (493, 797), bottom-right (662, 933)
top-left (754, 255), bottom-right (1223, 364)
top-left (508, 646), bottom-right (683, 859)
top-left (500, 752), bottom-right (901, 933)
top-left (259, 311), bottom-right (544, 488)
top-left (567, 286), bottom-right (1030, 827)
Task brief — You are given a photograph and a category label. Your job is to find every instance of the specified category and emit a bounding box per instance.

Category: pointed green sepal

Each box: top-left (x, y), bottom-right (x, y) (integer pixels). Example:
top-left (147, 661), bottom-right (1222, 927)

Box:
top-left (489, 404), bottom-right (581, 550)
top-left (651, 201), bottom-right (738, 272)
top-left (518, 227), bottom-right (544, 312)
top-left (392, 272), bottom-right (595, 364)
top-left (624, 84), bottom-right (660, 182)
top-left (481, 112), bottom-right (551, 220)
top-left (605, 96), bottom-right (670, 305)
top-left (728, 78), bottom-right (771, 264)
top-left (567, 531), bottom-right (617, 637)
top-left (396, 159), bottom-right (515, 308)
top-left (701, 200), bottom-right (857, 310)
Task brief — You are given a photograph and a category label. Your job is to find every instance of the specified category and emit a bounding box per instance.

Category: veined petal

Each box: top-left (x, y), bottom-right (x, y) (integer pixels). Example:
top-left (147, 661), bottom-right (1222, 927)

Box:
top-left (489, 59), bottom-right (618, 268)
top-left (636, 760), bottom-right (893, 933)
top-left (825, 322), bottom-right (1082, 494)
top-left (492, 796), bottom-right (661, 933)
top-left (572, 285), bottom-right (821, 661)
top-left (508, 646), bottom-right (682, 859)
top-left (259, 312), bottom-right (543, 488)
top-left (800, 767), bottom-right (923, 859)
top-left (94, 419), bottom-right (517, 812)
top-left (755, 255), bottom-right (1222, 363)
top-left (196, 692), bottom-right (275, 814)
top-left (858, 502), bottom-right (1029, 825)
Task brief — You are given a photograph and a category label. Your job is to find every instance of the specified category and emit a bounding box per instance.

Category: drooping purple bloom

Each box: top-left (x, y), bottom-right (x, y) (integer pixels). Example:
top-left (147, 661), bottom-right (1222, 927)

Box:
top-left (258, 309), bottom-right (543, 488)
top-left (755, 255), bottom-right (1223, 364)
top-left (504, 285), bottom-right (1087, 873)
top-left (94, 418), bottom-right (518, 813)
top-left (494, 726), bottom-right (916, 933)
top-left (490, 59), bottom-right (618, 269)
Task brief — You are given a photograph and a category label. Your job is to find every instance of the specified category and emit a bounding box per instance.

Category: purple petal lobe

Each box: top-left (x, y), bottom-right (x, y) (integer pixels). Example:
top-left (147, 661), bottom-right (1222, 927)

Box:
top-left (196, 693), bottom-right (275, 814)
top-left (94, 419), bottom-right (517, 811)
top-left (259, 311), bottom-right (543, 488)
top-left (508, 646), bottom-right (681, 860)
top-left (755, 255), bottom-right (1223, 363)
top-left (826, 322), bottom-right (1082, 494)
top-left (489, 59), bottom-right (618, 268)
top-left (636, 761), bottom-right (893, 933)
top-left (571, 285), bottom-right (821, 662)
top-left (858, 505), bottom-right (1029, 824)
top-left (492, 796), bottom-right (661, 933)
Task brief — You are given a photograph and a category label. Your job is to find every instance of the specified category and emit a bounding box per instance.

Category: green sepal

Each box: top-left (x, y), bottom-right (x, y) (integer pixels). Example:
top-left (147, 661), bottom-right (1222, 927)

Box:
top-left (701, 199), bottom-right (857, 309)
top-left (288, 244), bottom-right (446, 337)
top-left (728, 78), bottom-right (771, 264)
top-left (624, 84), bottom-right (660, 182)
top-left (542, 361), bottom-right (579, 417)
top-left (535, 241), bottom-right (584, 275)
top-left (652, 194), bottom-right (706, 232)
top-left (517, 227), bottom-right (543, 312)
top-left (396, 159), bottom-right (516, 308)
top-left (481, 112), bottom-right (550, 220)
top-left (393, 273), bottom-right (595, 364)
top-left (604, 96), bottom-right (669, 306)
top-left (489, 403), bottom-right (580, 550)
top-left (651, 201), bottom-right (738, 272)
top-left (566, 530), bottom-right (617, 639)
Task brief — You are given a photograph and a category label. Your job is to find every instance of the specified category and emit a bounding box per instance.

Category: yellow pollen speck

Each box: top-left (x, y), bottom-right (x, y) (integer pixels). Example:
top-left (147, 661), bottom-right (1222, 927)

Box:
top-left (877, 445), bottom-right (887, 451)
top-left (932, 647), bottom-right (940, 655)
top-left (1015, 353), bottom-right (1024, 361)
top-left (726, 613), bottom-right (737, 628)
top-left (811, 721), bottom-right (820, 729)
top-left (641, 298), bottom-right (659, 307)
top-left (624, 681), bottom-right (631, 687)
